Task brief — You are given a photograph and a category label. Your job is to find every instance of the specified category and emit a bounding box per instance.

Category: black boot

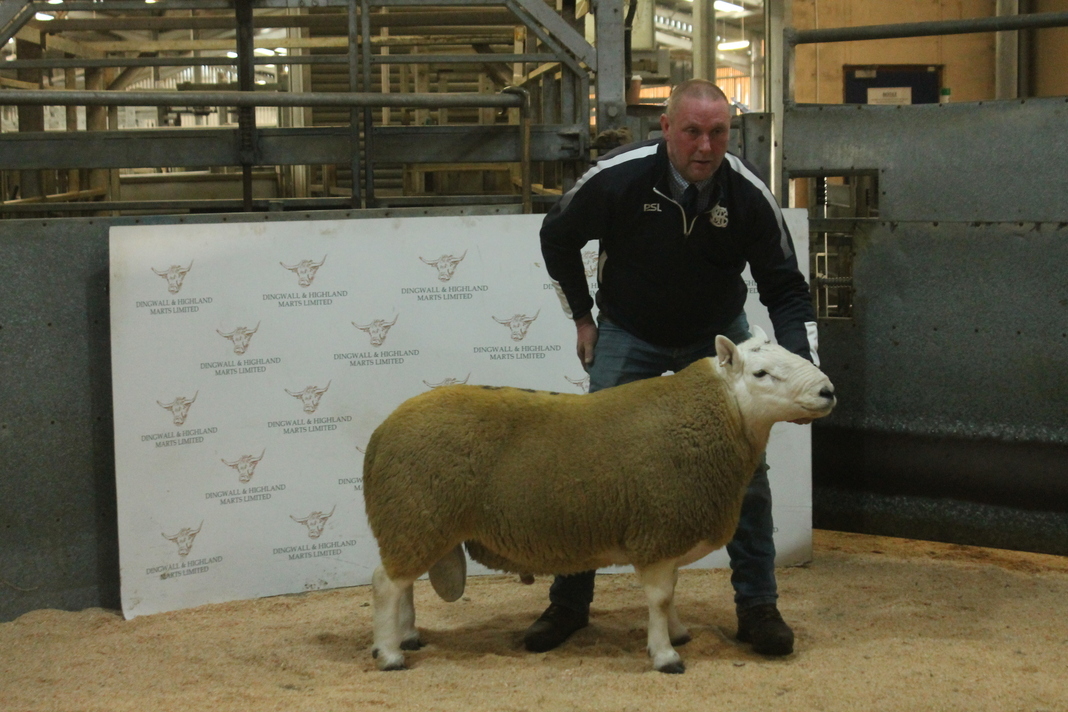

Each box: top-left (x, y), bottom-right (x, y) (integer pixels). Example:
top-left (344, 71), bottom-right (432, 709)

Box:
top-left (523, 603), bottom-right (589, 653)
top-left (736, 603), bottom-right (794, 656)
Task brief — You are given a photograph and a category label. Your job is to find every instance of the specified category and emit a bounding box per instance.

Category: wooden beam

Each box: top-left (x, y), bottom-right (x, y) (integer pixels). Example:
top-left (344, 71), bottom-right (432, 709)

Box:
top-left (3, 187), bottom-right (107, 205)
top-left (0, 76), bottom-right (40, 90)
top-left (44, 34), bottom-right (106, 59)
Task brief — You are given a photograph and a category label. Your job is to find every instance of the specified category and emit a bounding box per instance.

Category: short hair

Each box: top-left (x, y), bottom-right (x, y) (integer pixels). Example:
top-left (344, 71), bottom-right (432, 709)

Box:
top-left (665, 80), bottom-right (729, 118)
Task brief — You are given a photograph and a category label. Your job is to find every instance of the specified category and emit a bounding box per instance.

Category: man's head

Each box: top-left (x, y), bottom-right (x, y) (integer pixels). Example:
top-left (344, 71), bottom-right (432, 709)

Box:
top-left (660, 80), bottom-right (731, 184)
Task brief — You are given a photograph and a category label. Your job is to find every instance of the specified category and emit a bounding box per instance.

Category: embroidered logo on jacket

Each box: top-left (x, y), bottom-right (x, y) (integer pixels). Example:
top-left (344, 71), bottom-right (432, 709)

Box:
top-left (710, 204), bottom-right (729, 227)
top-left (643, 203), bottom-right (662, 212)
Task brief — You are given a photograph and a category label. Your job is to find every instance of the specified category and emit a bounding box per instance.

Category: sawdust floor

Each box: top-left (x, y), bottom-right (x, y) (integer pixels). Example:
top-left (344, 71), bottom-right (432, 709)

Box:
top-left (3, 530), bottom-right (1068, 712)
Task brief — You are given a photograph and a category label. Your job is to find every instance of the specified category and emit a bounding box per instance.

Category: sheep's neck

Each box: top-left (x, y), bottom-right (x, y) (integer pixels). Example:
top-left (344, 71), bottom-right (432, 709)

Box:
top-left (726, 382), bottom-right (774, 456)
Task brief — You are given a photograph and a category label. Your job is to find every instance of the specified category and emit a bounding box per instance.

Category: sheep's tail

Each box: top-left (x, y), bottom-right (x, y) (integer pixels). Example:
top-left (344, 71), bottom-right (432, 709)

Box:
top-left (428, 544), bottom-right (466, 602)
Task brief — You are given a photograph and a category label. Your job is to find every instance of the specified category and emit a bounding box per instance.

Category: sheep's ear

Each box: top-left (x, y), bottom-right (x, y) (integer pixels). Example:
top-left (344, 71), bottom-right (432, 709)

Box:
top-left (750, 324), bottom-right (770, 344)
top-left (715, 335), bottom-right (740, 370)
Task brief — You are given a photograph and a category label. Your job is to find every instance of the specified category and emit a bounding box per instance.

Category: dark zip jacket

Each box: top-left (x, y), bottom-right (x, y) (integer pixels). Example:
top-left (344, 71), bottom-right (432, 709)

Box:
top-left (540, 138), bottom-right (818, 361)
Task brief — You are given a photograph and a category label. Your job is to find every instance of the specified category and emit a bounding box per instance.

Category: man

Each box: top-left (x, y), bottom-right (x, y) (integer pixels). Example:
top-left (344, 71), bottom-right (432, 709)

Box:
top-left (533, 79), bottom-right (820, 657)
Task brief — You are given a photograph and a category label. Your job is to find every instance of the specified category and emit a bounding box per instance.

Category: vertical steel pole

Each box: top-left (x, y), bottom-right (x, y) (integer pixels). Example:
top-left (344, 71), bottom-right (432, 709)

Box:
top-left (348, 0), bottom-right (362, 208)
top-left (236, 0), bottom-right (256, 212)
top-left (361, 0), bottom-right (375, 207)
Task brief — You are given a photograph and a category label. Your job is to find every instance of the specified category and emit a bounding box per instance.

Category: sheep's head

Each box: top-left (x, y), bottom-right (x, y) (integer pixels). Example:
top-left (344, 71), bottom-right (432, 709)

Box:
top-left (714, 326), bottom-right (835, 442)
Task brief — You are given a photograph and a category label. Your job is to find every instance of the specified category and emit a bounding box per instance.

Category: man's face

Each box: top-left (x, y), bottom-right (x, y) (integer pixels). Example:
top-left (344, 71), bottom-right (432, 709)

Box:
top-left (660, 96), bottom-right (731, 184)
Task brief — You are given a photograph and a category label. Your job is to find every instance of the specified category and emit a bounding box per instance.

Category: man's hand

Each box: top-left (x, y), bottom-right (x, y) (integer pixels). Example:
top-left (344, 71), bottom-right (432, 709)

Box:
top-left (575, 313), bottom-right (598, 370)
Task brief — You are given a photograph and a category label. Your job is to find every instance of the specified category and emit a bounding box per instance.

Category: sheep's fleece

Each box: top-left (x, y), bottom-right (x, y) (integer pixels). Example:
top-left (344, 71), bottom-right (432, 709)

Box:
top-left (362, 327), bottom-right (835, 673)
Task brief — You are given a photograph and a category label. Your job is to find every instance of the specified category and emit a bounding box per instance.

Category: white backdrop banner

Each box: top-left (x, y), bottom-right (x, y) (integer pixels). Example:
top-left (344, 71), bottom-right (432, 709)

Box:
top-left (110, 210), bottom-right (811, 618)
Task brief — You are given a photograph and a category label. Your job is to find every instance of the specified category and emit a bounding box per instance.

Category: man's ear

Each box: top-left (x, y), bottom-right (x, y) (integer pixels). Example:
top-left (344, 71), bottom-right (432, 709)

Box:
top-left (715, 334), bottom-right (740, 370)
top-left (659, 112), bottom-right (670, 135)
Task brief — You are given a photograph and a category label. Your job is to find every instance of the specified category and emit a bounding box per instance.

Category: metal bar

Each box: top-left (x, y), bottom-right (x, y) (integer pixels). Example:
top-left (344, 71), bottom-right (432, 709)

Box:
top-left (505, 0), bottom-right (596, 71)
top-left (4, 53), bottom-right (541, 72)
top-left (348, 0), bottom-right (362, 209)
top-left (38, 1), bottom-right (238, 9)
top-left (369, 53), bottom-right (556, 64)
top-left (503, 88), bottom-right (532, 213)
top-left (788, 10), bottom-right (1068, 45)
top-left (0, 195), bottom-right (531, 214)
top-left (361, 0), bottom-right (375, 207)
top-left (1, 54), bottom-right (560, 70)
top-left (372, 0), bottom-right (510, 6)
top-left (0, 124), bottom-right (586, 170)
top-left (38, 9), bottom-right (517, 32)
top-left (0, 90), bottom-right (524, 108)
top-left (236, 0), bottom-right (256, 212)
top-left (504, 0), bottom-right (587, 79)
top-left (1, 0), bottom-right (34, 48)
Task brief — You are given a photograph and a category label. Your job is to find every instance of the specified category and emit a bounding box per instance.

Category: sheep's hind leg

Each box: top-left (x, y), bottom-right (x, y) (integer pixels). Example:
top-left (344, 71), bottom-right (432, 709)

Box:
top-left (398, 584), bottom-right (423, 651)
top-left (636, 560), bottom-right (686, 674)
top-left (667, 567), bottom-right (691, 646)
top-left (372, 566), bottom-right (416, 671)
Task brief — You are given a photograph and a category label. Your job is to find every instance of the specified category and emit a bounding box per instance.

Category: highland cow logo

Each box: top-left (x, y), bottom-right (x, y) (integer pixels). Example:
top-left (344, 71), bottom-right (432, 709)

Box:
top-left (163, 522), bottom-right (202, 557)
top-left (152, 261), bottom-right (193, 294)
top-left (216, 322), bottom-right (260, 355)
top-left (581, 249), bottom-right (599, 279)
top-left (157, 391), bottom-right (198, 426)
top-left (291, 505), bottom-right (336, 539)
top-left (565, 374), bottom-right (591, 393)
top-left (280, 255), bottom-right (326, 288)
top-left (420, 251), bottom-right (466, 282)
top-left (221, 449), bottom-right (265, 484)
top-left (353, 315), bottom-right (398, 347)
top-left (423, 374), bottom-right (471, 389)
top-left (285, 381), bottom-right (330, 414)
top-left (493, 310), bottom-right (540, 341)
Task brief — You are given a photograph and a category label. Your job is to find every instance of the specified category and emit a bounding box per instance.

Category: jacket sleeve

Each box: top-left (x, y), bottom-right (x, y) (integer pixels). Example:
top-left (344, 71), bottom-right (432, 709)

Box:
top-left (539, 167), bottom-right (612, 321)
top-left (743, 193), bottom-right (820, 364)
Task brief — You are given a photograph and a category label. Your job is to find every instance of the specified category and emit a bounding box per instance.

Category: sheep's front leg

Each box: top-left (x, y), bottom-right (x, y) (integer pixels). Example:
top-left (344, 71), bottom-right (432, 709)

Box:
top-left (372, 566), bottom-right (416, 671)
top-left (636, 560), bottom-right (685, 674)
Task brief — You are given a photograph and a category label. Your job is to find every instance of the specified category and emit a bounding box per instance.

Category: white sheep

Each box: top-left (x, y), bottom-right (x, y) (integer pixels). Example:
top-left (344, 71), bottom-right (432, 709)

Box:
top-left (362, 326), bottom-right (835, 673)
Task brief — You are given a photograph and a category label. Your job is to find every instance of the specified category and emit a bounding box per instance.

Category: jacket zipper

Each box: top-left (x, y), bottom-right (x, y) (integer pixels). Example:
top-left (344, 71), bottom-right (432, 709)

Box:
top-left (653, 185), bottom-right (700, 237)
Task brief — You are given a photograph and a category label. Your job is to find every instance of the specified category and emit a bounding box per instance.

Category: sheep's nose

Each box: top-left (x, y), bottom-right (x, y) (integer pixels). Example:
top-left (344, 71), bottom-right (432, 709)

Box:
top-left (819, 386), bottom-right (835, 401)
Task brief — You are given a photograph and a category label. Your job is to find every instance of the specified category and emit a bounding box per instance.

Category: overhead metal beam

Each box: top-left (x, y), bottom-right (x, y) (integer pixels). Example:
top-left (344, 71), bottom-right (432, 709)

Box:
top-left (37, 10), bottom-right (518, 32)
top-left (787, 10), bottom-right (1068, 45)
top-left (0, 89), bottom-right (525, 108)
top-left (1, 54), bottom-right (559, 70)
top-left (0, 125), bottom-right (585, 170)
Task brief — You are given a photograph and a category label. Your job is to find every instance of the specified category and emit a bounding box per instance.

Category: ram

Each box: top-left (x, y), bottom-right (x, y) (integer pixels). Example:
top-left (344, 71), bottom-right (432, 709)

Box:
top-left (363, 327), bottom-right (835, 673)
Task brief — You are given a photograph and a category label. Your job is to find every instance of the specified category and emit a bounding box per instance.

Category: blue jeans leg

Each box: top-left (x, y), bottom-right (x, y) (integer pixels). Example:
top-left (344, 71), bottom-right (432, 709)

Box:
top-left (726, 457), bottom-right (779, 612)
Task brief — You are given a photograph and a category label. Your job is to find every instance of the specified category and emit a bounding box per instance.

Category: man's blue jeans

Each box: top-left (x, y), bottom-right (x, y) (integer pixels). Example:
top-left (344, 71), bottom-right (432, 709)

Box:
top-left (548, 312), bottom-right (779, 614)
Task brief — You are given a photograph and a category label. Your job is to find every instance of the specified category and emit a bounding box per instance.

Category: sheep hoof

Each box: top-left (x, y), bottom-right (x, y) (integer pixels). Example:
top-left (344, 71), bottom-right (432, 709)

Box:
top-left (670, 633), bottom-right (692, 647)
top-left (656, 661), bottom-right (686, 675)
top-left (375, 651), bottom-right (407, 671)
top-left (519, 573), bottom-right (535, 585)
top-left (400, 635), bottom-right (424, 651)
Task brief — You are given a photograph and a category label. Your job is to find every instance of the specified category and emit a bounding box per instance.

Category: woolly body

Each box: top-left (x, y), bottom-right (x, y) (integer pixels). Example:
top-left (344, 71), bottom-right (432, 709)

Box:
top-left (364, 359), bottom-right (759, 580)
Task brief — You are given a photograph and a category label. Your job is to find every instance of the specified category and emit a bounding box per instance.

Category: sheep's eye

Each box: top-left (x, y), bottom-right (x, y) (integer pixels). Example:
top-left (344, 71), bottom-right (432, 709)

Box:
top-left (753, 370), bottom-right (768, 378)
